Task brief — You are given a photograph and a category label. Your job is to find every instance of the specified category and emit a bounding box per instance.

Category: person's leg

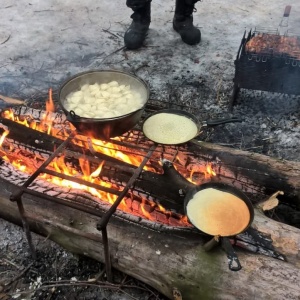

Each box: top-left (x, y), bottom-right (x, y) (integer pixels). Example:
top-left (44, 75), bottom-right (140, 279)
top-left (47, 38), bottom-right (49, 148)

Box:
top-left (124, 0), bottom-right (151, 50)
top-left (173, 0), bottom-right (201, 45)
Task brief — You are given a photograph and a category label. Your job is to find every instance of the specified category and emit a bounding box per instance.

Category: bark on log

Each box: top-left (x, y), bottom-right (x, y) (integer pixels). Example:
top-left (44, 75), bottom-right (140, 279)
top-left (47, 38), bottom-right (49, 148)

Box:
top-left (0, 178), bottom-right (300, 300)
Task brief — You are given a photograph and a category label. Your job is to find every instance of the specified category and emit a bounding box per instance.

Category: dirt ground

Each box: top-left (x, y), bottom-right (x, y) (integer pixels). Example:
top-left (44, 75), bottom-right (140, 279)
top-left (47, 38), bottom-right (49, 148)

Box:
top-left (0, 0), bottom-right (300, 299)
top-left (0, 219), bottom-right (168, 300)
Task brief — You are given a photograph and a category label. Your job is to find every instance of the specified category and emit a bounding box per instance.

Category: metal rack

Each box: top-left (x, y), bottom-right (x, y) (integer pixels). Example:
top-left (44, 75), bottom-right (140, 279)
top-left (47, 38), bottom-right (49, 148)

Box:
top-left (9, 129), bottom-right (156, 281)
top-left (230, 29), bottom-right (300, 109)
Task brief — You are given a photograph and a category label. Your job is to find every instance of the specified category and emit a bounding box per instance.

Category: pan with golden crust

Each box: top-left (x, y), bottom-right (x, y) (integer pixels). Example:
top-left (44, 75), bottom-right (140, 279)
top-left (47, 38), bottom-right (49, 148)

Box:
top-left (184, 182), bottom-right (254, 271)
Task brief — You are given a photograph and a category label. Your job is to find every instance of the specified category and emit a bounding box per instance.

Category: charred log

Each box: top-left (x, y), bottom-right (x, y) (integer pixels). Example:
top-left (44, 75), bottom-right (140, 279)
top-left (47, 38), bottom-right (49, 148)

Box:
top-left (188, 140), bottom-right (300, 206)
top-left (0, 178), bottom-right (300, 300)
top-left (1, 116), bottom-right (300, 213)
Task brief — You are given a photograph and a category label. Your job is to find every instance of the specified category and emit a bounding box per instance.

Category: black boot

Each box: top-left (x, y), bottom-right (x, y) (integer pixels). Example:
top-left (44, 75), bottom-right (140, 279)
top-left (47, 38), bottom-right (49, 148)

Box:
top-left (173, 0), bottom-right (201, 45)
top-left (124, 1), bottom-right (151, 50)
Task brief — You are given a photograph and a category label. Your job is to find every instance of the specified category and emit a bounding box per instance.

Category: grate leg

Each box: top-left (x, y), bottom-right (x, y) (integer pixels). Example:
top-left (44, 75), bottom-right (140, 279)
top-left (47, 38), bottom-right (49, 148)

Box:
top-left (102, 227), bottom-right (113, 282)
top-left (229, 83), bottom-right (240, 111)
top-left (16, 199), bottom-right (36, 259)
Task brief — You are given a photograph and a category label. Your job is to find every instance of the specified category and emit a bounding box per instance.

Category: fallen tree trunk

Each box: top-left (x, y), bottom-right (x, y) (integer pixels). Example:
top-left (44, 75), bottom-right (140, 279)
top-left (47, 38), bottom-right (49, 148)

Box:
top-left (0, 177), bottom-right (300, 300)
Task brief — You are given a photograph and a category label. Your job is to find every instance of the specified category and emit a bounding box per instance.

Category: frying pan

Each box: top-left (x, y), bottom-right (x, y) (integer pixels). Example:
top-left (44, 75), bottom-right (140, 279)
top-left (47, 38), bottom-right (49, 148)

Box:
top-left (184, 182), bottom-right (254, 271)
top-left (142, 109), bottom-right (242, 145)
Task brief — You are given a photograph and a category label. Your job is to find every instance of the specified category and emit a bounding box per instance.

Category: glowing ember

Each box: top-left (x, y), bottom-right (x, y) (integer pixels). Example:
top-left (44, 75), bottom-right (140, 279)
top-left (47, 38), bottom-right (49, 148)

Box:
top-left (189, 163), bottom-right (216, 182)
top-left (206, 164), bottom-right (216, 177)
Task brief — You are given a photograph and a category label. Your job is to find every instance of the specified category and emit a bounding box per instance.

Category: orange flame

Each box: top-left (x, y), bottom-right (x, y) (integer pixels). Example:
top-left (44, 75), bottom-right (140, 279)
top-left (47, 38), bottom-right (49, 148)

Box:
top-left (206, 164), bottom-right (216, 177)
top-left (46, 88), bottom-right (55, 112)
top-left (0, 130), bottom-right (9, 147)
top-left (0, 89), bottom-right (190, 226)
top-left (189, 163), bottom-right (217, 182)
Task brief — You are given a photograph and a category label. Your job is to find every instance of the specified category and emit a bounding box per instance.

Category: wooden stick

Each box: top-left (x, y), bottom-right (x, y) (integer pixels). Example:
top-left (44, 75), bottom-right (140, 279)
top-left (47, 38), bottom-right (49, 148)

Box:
top-left (0, 94), bottom-right (24, 105)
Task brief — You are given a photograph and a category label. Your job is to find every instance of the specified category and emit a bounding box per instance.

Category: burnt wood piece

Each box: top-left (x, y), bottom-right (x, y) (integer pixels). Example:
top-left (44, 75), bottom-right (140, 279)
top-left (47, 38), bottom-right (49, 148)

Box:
top-left (0, 117), bottom-right (133, 167)
top-left (188, 140), bottom-right (300, 208)
top-left (0, 179), bottom-right (300, 300)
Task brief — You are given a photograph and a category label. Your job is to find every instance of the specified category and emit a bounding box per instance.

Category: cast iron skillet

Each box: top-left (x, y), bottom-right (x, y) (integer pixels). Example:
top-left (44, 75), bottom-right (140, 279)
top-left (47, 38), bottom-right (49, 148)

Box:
top-left (184, 182), bottom-right (254, 271)
top-left (142, 109), bottom-right (242, 145)
top-left (58, 70), bottom-right (150, 140)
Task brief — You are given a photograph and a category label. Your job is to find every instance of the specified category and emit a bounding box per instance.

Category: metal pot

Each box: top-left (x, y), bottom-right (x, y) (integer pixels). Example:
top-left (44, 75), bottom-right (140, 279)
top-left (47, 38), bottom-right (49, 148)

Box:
top-left (58, 70), bottom-right (150, 140)
top-left (184, 182), bottom-right (254, 271)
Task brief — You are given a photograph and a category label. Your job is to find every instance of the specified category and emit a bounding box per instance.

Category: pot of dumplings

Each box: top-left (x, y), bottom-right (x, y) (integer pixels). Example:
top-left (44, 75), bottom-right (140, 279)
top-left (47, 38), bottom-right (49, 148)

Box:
top-left (142, 109), bottom-right (242, 145)
top-left (184, 182), bottom-right (254, 271)
top-left (58, 70), bottom-right (149, 140)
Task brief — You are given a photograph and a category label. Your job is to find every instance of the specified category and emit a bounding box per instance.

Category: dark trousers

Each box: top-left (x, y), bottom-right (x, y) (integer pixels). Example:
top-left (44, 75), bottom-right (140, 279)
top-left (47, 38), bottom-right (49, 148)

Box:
top-left (126, 0), bottom-right (198, 10)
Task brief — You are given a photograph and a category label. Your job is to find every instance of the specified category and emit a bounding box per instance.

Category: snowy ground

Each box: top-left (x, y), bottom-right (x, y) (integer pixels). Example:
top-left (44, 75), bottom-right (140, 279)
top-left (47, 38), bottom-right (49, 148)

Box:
top-left (0, 0), bottom-right (300, 299)
top-left (1, 0), bottom-right (300, 160)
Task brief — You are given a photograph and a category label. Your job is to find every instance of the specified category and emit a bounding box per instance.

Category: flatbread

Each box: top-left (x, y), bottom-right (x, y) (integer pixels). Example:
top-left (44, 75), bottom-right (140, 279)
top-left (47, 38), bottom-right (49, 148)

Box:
top-left (186, 188), bottom-right (251, 236)
top-left (143, 112), bottom-right (198, 144)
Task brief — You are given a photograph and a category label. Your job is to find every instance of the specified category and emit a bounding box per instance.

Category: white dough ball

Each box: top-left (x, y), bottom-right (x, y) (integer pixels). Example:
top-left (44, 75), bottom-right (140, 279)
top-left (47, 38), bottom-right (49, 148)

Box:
top-left (66, 80), bottom-right (145, 119)
top-left (100, 83), bottom-right (109, 90)
top-left (108, 81), bottom-right (119, 87)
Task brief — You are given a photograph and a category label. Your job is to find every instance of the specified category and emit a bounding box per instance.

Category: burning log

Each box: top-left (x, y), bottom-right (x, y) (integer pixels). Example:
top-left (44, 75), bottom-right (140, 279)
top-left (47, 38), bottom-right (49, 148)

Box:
top-left (1, 115), bottom-right (299, 206)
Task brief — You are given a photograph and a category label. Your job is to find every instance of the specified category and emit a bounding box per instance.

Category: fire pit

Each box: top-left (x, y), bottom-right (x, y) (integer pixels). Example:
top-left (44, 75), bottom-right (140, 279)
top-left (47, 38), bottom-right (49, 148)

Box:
top-left (0, 91), bottom-right (300, 298)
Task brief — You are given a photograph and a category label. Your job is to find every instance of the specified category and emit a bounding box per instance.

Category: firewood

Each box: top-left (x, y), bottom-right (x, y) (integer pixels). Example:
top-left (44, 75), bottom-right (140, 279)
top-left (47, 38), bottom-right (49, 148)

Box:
top-left (0, 94), bottom-right (24, 105)
top-left (1, 112), bottom-right (300, 299)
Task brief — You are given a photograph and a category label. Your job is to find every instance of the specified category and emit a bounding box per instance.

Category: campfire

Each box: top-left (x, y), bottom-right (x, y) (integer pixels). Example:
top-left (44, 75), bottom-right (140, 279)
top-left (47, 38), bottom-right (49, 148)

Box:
top-left (0, 90), bottom-right (221, 228)
top-left (0, 90), bottom-right (299, 298)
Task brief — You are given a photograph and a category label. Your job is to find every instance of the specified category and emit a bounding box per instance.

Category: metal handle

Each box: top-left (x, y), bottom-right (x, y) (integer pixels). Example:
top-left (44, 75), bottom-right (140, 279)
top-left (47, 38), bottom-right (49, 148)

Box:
top-left (283, 5), bottom-right (291, 17)
top-left (279, 5), bottom-right (292, 29)
top-left (203, 117), bottom-right (243, 127)
top-left (67, 110), bottom-right (81, 121)
top-left (221, 237), bottom-right (242, 271)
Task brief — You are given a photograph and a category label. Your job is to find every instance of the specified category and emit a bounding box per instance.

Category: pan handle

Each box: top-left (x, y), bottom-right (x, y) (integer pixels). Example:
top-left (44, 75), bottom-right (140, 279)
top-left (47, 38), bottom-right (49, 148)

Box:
top-left (67, 110), bottom-right (81, 121)
top-left (221, 237), bottom-right (242, 271)
top-left (203, 117), bottom-right (243, 126)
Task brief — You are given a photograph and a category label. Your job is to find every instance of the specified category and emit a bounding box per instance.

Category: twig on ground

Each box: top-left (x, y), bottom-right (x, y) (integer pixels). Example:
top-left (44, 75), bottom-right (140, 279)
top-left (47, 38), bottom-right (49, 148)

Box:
top-left (1, 258), bottom-right (22, 270)
top-left (10, 279), bottom-right (163, 299)
top-left (133, 63), bottom-right (149, 74)
top-left (5, 262), bottom-right (33, 287)
top-left (88, 268), bottom-right (106, 282)
top-left (102, 29), bottom-right (119, 39)
top-left (100, 46), bottom-right (126, 64)
top-left (245, 145), bottom-right (263, 150)
top-left (0, 35), bottom-right (11, 45)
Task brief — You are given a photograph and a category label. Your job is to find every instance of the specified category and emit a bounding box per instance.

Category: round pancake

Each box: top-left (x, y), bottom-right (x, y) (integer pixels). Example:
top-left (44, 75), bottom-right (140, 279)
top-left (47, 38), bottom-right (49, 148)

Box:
top-left (143, 112), bottom-right (198, 144)
top-left (186, 188), bottom-right (251, 236)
